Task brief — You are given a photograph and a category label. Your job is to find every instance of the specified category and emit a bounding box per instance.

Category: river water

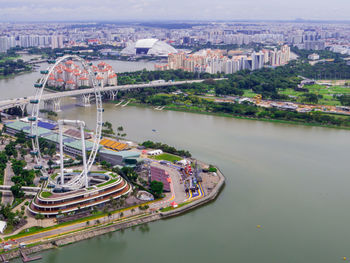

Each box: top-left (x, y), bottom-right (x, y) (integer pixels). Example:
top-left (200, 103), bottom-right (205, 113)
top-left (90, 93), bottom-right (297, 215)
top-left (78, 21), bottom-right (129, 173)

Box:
top-left (0, 59), bottom-right (156, 100)
top-left (2, 60), bottom-right (350, 263)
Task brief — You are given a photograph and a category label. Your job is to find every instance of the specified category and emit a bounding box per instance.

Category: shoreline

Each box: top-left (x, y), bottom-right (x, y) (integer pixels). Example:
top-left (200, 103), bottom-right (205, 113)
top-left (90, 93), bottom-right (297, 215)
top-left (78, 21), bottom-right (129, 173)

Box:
top-left (0, 69), bottom-right (33, 80)
top-left (125, 102), bottom-right (350, 130)
top-left (0, 165), bottom-right (225, 261)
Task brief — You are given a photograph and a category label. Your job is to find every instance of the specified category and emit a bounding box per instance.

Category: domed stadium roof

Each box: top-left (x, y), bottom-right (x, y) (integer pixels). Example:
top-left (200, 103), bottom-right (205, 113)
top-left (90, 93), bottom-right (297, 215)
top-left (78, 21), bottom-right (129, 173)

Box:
top-left (121, 38), bottom-right (177, 57)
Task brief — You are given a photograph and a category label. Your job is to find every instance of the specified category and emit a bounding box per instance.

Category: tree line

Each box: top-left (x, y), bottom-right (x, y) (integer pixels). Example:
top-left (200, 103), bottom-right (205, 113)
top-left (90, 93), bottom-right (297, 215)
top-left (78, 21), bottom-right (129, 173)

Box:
top-left (142, 140), bottom-right (191, 158)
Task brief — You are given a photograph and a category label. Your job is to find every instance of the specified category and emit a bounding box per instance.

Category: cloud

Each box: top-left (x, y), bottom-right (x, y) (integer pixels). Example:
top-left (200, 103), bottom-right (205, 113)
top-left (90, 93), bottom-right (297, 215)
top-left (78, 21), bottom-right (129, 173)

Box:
top-left (0, 0), bottom-right (349, 21)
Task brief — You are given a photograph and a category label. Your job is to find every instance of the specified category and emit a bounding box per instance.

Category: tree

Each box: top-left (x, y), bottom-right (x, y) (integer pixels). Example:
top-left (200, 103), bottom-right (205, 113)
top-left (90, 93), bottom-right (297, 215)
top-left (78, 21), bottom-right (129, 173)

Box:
top-left (150, 180), bottom-right (164, 197)
top-left (47, 159), bottom-right (54, 169)
top-left (15, 131), bottom-right (26, 144)
top-left (11, 184), bottom-right (24, 198)
top-left (35, 212), bottom-right (44, 220)
top-left (5, 142), bottom-right (17, 157)
top-left (0, 152), bottom-right (8, 164)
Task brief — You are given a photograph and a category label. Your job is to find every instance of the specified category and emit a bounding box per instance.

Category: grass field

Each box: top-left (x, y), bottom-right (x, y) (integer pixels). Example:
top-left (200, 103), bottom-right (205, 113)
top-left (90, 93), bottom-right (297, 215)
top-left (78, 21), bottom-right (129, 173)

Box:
top-left (152, 153), bottom-right (182, 162)
top-left (0, 56), bottom-right (19, 63)
top-left (97, 178), bottom-right (118, 188)
top-left (278, 84), bottom-right (350, 106)
top-left (41, 191), bottom-right (52, 198)
top-left (243, 90), bottom-right (258, 98)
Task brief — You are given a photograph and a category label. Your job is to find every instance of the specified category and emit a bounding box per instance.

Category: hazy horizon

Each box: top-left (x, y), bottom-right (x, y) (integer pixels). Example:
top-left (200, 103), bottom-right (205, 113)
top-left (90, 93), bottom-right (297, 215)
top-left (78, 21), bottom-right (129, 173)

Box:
top-left (0, 0), bottom-right (349, 22)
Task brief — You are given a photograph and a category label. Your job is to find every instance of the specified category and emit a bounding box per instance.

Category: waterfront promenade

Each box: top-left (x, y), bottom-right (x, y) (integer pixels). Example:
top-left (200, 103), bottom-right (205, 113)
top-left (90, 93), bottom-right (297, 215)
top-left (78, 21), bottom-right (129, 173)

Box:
top-left (0, 163), bottom-right (224, 261)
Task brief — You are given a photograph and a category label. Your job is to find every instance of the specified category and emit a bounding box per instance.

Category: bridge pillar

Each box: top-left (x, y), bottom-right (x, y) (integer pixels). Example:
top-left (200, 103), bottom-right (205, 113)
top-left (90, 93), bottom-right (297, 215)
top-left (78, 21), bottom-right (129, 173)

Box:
top-left (76, 94), bottom-right (91, 107)
top-left (44, 98), bottom-right (61, 112)
top-left (106, 90), bottom-right (118, 101)
top-left (19, 104), bottom-right (27, 117)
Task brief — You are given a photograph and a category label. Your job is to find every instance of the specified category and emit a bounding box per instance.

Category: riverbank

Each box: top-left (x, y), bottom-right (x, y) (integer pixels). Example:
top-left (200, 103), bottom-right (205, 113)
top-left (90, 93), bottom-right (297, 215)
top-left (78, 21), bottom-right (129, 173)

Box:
top-left (0, 165), bottom-right (225, 261)
top-left (0, 69), bottom-right (33, 80)
top-left (125, 101), bottom-right (350, 130)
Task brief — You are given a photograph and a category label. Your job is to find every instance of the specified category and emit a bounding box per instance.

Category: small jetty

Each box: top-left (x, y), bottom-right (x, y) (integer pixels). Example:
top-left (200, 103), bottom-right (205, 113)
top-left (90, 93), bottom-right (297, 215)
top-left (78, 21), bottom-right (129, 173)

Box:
top-left (121, 100), bottom-right (131, 107)
top-left (0, 254), bottom-right (9, 263)
top-left (20, 250), bottom-right (42, 262)
top-left (114, 100), bottom-right (124, 107)
top-left (154, 106), bottom-right (165, 110)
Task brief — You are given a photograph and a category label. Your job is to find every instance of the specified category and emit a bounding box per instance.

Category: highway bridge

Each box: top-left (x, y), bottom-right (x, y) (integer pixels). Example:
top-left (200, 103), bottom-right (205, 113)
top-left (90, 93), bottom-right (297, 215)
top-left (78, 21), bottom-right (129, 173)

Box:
top-left (0, 78), bottom-right (225, 112)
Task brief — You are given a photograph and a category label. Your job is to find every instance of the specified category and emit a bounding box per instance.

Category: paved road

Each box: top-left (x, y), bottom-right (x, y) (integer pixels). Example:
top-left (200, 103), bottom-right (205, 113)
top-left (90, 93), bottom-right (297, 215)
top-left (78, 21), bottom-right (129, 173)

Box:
top-left (11, 163), bottom-right (188, 244)
top-left (2, 162), bottom-right (13, 205)
top-left (16, 208), bottom-right (142, 243)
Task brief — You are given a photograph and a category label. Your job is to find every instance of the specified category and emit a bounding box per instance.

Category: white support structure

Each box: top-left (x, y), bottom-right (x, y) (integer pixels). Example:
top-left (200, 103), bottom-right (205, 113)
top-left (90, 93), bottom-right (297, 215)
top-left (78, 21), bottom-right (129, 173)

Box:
top-left (53, 98), bottom-right (61, 112)
top-left (19, 104), bottom-right (26, 117)
top-left (58, 119), bottom-right (88, 189)
top-left (80, 122), bottom-right (88, 188)
top-left (44, 98), bottom-right (61, 112)
top-left (59, 121), bottom-right (64, 186)
top-left (77, 94), bottom-right (91, 107)
top-left (107, 90), bottom-right (118, 101)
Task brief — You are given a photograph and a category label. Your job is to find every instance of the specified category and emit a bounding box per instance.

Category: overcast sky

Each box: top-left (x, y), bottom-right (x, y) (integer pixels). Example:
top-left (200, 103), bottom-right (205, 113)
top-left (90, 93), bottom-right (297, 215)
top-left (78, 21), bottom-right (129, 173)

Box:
top-left (0, 0), bottom-right (349, 22)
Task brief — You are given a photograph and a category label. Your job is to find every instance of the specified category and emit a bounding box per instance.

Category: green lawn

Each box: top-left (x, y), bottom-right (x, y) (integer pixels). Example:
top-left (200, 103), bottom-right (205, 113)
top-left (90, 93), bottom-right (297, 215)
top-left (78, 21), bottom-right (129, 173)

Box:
top-left (278, 84), bottom-right (350, 106)
top-left (307, 84), bottom-right (350, 95)
top-left (3, 224), bottom-right (14, 235)
top-left (97, 178), bottom-right (118, 188)
top-left (279, 88), bottom-right (301, 97)
top-left (50, 173), bottom-right (59, 180)
top-left (0, 56), bottom-right (19, 63)
top-left (243, 90), bottom-right (258, 98)
top-left (152, 153), bottom-right (182, 162)
top-left (18, 226), bottom-right (44, 235)
top-left (160, 201), bottom-right (190, 212)
top-left (41, 191), bottom-right (52, 198)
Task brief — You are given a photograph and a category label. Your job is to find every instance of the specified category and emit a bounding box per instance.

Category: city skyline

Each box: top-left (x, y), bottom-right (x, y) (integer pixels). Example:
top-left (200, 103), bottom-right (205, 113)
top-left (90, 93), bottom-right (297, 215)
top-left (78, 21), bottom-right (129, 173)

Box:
top-left (0, 0), bottom-right (350, 22)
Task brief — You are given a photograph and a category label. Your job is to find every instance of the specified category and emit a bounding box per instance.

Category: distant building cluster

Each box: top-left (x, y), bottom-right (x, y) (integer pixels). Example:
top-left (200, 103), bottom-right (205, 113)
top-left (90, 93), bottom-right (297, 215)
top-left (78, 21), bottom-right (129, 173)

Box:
top-left (329, 45), bottom-right (350, 55)
top-left (0, 35), bottom-right (64, 53)
top-left (156, 45), bottom-right (290, 74)
top-left (291, 32), bottom-right (325, 51)
top-left (47, 60), bottom-right (117, 90)
top-left (1, 21), bottom-right (350, 55)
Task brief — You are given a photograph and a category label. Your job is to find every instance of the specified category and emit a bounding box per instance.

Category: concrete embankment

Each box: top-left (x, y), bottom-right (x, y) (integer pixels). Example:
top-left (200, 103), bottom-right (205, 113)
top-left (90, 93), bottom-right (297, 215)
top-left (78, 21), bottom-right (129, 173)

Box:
top-left (160, 167), bottom-right (225, 218)
top-left (1, 214), bottom-right (162, 261)
top-left (1, 166), bottom-right (225, 261)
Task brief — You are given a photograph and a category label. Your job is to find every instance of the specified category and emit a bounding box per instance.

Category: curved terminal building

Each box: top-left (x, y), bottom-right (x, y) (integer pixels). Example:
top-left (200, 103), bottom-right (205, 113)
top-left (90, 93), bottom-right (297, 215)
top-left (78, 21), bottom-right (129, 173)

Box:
top-left (121, 38), bottom-right (177, 57)
top-left (28, 172), bottom-right (131, 217)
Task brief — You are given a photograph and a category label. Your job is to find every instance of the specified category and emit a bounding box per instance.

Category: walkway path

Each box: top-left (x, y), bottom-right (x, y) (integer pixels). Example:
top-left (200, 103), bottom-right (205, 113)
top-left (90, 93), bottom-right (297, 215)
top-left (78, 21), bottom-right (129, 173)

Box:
top-left (2, 162), bottom-right (13, 205)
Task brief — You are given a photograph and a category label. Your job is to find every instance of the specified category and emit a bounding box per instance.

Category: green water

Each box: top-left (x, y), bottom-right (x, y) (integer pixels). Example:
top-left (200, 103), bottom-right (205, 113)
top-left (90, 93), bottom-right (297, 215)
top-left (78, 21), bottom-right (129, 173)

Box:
top-left (12, 104), bottom-right (350, 263)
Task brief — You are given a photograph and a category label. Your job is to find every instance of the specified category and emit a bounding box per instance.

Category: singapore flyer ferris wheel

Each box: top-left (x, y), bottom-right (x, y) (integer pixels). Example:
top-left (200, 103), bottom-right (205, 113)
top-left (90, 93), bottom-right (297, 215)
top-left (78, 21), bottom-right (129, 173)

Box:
top-left (28, 55), bottom-right (103, 191)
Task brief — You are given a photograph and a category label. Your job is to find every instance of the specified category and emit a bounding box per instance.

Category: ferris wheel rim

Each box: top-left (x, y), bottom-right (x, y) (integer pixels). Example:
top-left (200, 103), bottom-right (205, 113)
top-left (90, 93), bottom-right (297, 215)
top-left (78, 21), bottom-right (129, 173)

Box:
top-left (30, 54), bottom-right (103, 190)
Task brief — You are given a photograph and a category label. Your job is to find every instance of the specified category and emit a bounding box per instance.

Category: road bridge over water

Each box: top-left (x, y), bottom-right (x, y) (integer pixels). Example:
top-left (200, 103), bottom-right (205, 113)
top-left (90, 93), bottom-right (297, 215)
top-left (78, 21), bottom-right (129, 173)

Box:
top-left (0, 78), bottom-right (225, 112)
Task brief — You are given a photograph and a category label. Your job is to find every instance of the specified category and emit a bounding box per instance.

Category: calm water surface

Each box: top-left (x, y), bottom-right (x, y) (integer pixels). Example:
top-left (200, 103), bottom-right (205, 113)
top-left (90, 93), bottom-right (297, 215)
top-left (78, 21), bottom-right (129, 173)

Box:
top-left (2, 62), bottom-right (350, 263)
top-left (0, 59), bottom-right (156, 100)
